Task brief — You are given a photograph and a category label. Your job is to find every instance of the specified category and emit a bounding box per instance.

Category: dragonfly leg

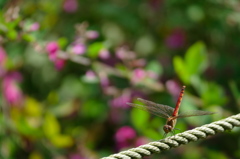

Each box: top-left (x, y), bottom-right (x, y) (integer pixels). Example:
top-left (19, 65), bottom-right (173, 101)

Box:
top-left (173, 127), bottom-right (182, 132)
top-left (171, 130), bottom-right (176, 137)
top-left (163, 133), bottom-right (168, 138)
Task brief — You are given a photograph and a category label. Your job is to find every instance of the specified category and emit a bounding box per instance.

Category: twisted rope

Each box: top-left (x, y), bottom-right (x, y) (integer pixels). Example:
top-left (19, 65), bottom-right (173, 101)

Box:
top-left (102, 113), bottom-right (240, 159)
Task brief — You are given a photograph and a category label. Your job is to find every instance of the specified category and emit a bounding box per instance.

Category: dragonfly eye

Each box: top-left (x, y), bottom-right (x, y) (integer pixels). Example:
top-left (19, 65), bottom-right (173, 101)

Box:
top-left (163, 125), bottom-right (172, 133)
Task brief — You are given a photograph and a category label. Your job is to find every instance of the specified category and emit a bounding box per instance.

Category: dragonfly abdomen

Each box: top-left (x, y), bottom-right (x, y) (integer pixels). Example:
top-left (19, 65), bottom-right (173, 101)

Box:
top-left (172, 86), bottom-right (186, 117)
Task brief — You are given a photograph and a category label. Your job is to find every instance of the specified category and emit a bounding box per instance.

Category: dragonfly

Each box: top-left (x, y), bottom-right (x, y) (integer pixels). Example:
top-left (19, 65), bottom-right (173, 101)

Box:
top-left (127, 86), bottom-right (215, 136)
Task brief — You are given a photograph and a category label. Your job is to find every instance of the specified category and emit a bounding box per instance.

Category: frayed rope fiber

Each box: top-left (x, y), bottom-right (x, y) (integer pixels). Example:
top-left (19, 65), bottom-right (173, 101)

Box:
top-left (102, 113), bottom-right (240, 159)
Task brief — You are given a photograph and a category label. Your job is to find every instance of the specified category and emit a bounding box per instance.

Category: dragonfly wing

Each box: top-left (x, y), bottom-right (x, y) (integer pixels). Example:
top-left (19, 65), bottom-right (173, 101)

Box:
top-left (127, 98), bottom-right (174, 119)
top-left (137, 98), bottom-right (175, 117)
top-left (176, 110), bottom-right (215, 119)
top-left (127, 103), bottom-right (170, 119)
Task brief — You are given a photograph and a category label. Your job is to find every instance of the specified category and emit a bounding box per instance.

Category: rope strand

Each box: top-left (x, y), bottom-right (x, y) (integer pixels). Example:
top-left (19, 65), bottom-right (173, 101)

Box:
top-left (102, 113), bottom-right (240, 159)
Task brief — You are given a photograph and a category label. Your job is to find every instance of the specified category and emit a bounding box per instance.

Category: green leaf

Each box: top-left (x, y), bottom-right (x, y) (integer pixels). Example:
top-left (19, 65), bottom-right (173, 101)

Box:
top-left (0, 137), bottom-right (18, 158)
top-left (43, 113), bottom-right (60, 137)
top-left (185, 41), bottom-right (207, 75)
top-left (15, 117), bottom-right (42, 137)
top-left (174, 121), bottom-right (187, 134)
top-left (4, 58), bottom-right (14, 70)
top-left (143, 129), bottom-right (161, 140)
top-left (25, 97), bottom-right (43, 116)
top-left (207, 149), bottom-right (228, 159)
top-left (49, 102), bottom-right (75, 117)
top-left (229, 81), bottom-right (239, 99)
top-left (59, 77), bottom-right (84, 99)
top-left (201, 82), bottom-right (227, 106)
top-left (116, 64), bottom-right (129, 75)
top-left (6, 18), bottom-right (21, 29)
top-left (87, 42), bottom-right (104, 58)
top-left (29, 151), bottom-right (43, 159)
top-left (173, 56), bottom-right (190, 84)
top-left (182, 146), bottom-right (201, 159)
top-left (229, 81), bottom-right (240, 105)
top-left (187, 5), bottom-right (204, 22)
top-left (135, 34), bottom-right (155, 56)
top-left (180, 97), bottom-right (212, 125)
top-left (22, 34), bottom-right (35, 42)
top-left (149, 118), bottom-right (164, 129)
top-left (58, 37), bottom-right (68, 48)
top-left (146, 60), bottom-right (163, 76)
top-left (131, 107), bottom-right (150, 131)
top-left (50, 134), bottom-right (73, 148)
top-left (81, 100), bottom-right (107, 120)
top-left (7, 30), bottom-right (17, 40)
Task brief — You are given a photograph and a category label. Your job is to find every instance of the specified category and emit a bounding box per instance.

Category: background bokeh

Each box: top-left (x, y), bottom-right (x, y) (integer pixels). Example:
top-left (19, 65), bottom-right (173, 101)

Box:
top-left (0, 0), bottom-right (240, 158)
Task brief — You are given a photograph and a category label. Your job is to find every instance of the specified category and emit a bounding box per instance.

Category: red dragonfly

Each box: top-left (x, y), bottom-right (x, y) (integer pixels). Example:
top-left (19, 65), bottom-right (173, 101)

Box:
top-left (127, 86), bottom-right (214, 136)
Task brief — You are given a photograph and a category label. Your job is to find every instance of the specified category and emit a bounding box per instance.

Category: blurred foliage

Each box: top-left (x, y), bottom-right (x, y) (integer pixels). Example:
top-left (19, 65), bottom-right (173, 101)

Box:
top-left (0, 0), bottom-right (240, 159)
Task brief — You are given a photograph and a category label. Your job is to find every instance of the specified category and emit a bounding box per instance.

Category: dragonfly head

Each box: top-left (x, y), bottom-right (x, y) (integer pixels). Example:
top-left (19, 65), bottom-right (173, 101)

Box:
top-left (163, 125), bottom-right (173, 133)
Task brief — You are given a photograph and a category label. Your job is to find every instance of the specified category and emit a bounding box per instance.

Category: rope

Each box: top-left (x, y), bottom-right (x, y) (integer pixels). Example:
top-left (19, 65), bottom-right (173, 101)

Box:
top-left (101, 113), bottom-right (240, 159)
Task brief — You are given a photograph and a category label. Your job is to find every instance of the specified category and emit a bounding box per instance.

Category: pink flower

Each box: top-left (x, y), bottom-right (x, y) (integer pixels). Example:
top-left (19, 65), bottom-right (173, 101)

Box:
top-left (110, 94), bottom-right (131, 108)
top-left (165, 29), bottom-right (186, 49)
top-left (46, 41), bottom-right (59, 54)
top-left (46, 41), bottom-right (59, 61)
top-left (115, 46), bottom-right (136, 60)
top-left (63, 0), bottom-right (78, 13)
top-left (86, 30), bottom-right (99, 39)
top-left (99, 49), bottom-right (110, 59)
top-left (99, 75), bottom-right (109, 87)
top-left (135, 137), bottom-right (148, 147)
top-left (46, 42), bottom-right (66, 70)
top-left (71, 43), bottom-right (86, 55)
top-left (115, 47), bottom-right (126, 60)
top-left (29, 22), bottom-right (39, 31)
top-left (54, 58), bottom-right (66, 70)
top-left (109, 107), bottom-right (125, 124)
top-left (131, 59), bottom-right (146, 67)
top-left (166, 80), bottom-right (181, 98)
top-left (2, 72), bottom-right (24, 106)
top-left (6, 72), bottom-right (22, 81)
top-left (115, 126), bottom-right (136, 150)
top-left (133, 68), bottom-right (146, 79)
top-left (115, 126), bottom-right (136, 142)
top-left (85, 70), bottom-right (97, 81)
top-left (131, 68), bottom-right (146, 83)
top-left (147, 71), bottom-right (158, 79)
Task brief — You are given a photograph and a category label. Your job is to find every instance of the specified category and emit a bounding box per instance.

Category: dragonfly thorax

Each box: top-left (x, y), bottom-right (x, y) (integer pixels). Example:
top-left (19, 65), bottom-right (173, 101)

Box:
top-left (163, 124), bottom-right (173, 133)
